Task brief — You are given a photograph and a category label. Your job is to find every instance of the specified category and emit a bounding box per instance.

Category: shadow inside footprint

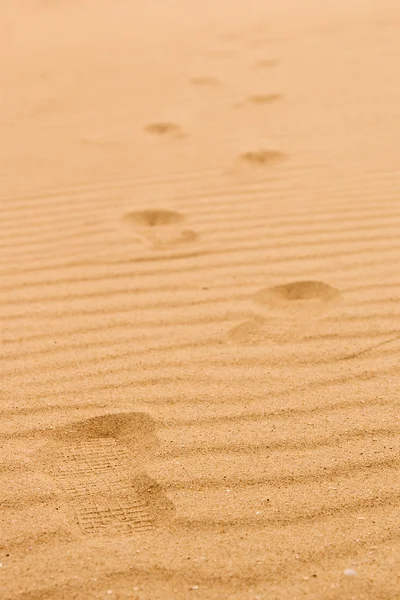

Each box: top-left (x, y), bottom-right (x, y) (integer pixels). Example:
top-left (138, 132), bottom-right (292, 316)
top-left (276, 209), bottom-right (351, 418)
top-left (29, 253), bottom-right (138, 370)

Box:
top-left (237, 149), bottom-right (286, 167)
top-left (144, 122), bottom-right (185, 138)
top-left (124, 209), bottom-right (183, 228)
top-left (38, 413), bottom-right (175, 536)
top-left (247, 93), bottom-right (283, 104)
top-left (123, 208), bottom-right (198, 249)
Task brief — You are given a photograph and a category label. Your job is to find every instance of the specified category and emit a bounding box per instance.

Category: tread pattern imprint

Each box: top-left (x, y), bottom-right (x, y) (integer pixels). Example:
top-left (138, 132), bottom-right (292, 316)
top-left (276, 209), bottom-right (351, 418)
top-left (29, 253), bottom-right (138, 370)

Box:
top-left (38, 413), bottom-right (175, 536)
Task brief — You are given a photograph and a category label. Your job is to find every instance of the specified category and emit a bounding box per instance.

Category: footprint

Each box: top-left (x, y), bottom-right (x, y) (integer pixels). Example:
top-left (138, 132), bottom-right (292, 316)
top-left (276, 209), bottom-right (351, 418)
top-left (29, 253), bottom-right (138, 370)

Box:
top-left (124, 208), bottom-right (183, 228)
top-left (252, 280), bottom-right (342, 318)
top-left (228, 281), bottom-right (342, 345)
top-left (237, 149), bottom-right (287, 168)
top-left (38, 413), bottom-right (175, 536)
top-left (122, 209), bottom-right (198, 249)
top-left (144, 122), bottom-right (185, 138)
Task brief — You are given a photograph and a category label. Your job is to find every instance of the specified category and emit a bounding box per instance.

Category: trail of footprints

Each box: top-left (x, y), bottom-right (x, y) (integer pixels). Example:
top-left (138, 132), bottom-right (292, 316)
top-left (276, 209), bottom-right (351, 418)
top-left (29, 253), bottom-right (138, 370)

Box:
top-left (33, 49), bottom-right (348, 539)
top-left (39, 413), bottom-right (175, 536)
top-left (133, 55), bottom-right (342, 348)
top-left (20, 48), bottom-right (292, 539)
top-left (127, 54), bottom-right (284, 249)
top-left (142, 50), bottom-right (285, 177)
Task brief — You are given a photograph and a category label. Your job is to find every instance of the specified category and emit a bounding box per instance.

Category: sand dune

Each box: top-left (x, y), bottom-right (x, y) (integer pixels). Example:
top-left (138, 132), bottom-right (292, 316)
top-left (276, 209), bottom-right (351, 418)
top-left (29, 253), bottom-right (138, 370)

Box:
top-left (1, 1), bottom-right (400, 598)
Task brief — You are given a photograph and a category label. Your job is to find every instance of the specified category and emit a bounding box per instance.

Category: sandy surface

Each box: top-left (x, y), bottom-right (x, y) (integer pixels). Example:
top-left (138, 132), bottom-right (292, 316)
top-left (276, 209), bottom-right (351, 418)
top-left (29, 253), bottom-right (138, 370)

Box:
top-left (1, 1), bottom-right (400, 598)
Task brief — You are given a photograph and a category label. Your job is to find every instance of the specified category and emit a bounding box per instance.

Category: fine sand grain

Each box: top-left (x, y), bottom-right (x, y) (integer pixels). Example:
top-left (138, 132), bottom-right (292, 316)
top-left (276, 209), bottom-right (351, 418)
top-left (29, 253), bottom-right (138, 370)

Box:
top-left (1, 1), bottom-right (400, 598)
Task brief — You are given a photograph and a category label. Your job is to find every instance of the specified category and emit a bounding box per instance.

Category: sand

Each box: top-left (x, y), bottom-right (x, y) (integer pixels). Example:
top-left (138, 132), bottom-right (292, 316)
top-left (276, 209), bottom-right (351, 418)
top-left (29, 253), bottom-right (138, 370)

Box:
top-left (1, 0), bottom-right (400, 598)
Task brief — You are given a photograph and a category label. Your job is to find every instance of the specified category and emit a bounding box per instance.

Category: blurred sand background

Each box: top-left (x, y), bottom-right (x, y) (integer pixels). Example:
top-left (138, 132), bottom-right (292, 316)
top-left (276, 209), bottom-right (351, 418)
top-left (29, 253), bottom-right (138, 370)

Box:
top-left (1, 0), bottom-right (400, 598)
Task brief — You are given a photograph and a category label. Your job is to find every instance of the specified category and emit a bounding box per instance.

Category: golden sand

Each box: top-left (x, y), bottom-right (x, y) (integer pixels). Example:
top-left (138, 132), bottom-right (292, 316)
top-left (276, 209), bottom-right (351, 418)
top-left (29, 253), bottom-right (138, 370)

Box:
top-left (1, 1), bottom-right (400, 598)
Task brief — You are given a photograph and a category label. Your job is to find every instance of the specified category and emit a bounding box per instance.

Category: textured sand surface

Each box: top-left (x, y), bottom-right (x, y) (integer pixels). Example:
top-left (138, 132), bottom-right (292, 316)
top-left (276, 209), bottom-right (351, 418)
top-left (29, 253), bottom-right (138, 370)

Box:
top-left (1, 1), bottom-right (400, 598)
